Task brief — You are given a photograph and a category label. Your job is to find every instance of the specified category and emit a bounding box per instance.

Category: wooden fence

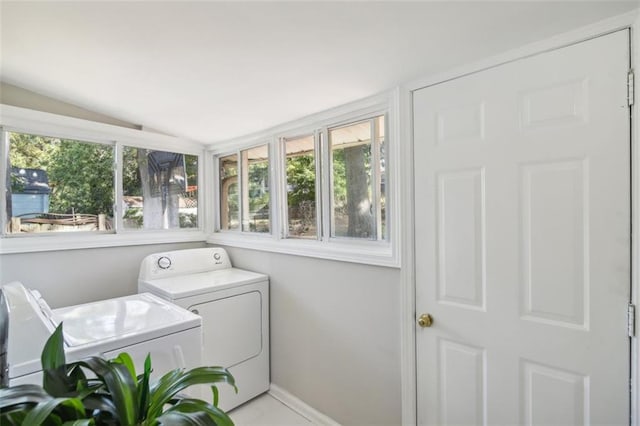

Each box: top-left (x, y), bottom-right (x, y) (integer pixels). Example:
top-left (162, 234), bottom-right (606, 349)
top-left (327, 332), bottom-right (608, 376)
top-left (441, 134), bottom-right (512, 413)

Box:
top-left (8, 213), bottom-right (109, 233)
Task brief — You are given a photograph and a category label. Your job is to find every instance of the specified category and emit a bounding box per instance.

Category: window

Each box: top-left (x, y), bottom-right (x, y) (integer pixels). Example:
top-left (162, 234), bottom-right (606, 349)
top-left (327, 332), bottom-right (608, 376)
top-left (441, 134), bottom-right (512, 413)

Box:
top-left (329, 115), bottom-right (385, 240)
top-left (211, 107), bottom-right (393, 265)
top-left (6, 131), bottom-right (114, 234)
top-left (5, 135), bottom-right (199, 235)
top-left (218, 144), bottom-right (270, 234)
top-left (122, 147), bottom-right (198, 230)
top-left (219, 153), bottom-right (239, 231)
top-left (0, 106), bottom-right (204, 254)
top-left (241, 145), bottom-right (270, 233)
top-left (283, 134), bottom-right (317, 239)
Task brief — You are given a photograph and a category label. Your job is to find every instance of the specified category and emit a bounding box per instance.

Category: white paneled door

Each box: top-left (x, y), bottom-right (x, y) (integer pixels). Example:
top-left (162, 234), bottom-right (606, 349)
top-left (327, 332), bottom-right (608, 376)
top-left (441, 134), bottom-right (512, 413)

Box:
top-left (414, 30), bottom-right (631, 425)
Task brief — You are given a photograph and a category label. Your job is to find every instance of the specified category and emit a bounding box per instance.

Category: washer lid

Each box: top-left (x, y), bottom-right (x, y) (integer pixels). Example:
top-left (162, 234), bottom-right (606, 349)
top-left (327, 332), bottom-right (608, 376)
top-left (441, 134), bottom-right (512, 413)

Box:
top-left (139, 268), bottom-right (267, 300)
top-left (51, 293), bottom-right (201, 348)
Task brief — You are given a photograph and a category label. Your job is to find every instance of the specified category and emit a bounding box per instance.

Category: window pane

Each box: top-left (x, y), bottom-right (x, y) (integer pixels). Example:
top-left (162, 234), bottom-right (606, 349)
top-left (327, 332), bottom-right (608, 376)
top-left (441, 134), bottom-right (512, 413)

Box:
top-left (241, 145), bottom-right (270, 233)
top-left (330, 119), bottom-right (375, 239)
top-left (219, 153), bottom-right (239, 230)
top-left (284, 135), bottom-right (317, 239)
top-left (7, 132), bottom-right (114, 234)
top-left (122, 147), bottom-right (198, 230)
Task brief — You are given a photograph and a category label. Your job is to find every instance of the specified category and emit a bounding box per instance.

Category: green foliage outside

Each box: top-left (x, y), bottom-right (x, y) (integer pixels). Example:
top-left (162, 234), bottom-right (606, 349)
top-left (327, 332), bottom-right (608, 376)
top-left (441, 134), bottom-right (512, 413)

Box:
top-left (286, 155), bottom-right (316, 208)
top-left (8, 133), bottom-right (57, 194)
top-left (9, 133), bottom-right (114, 216)
top-left (248, 161), bottom-right (269, 215)
top-left (331, 149), bottom-right (347, 208)
top-left (47, 141), bottom-right (114, 216)
top-left (123, 146), bottom-right (142, 197)
top-left (185, 155), bottom-right (198, 192)
top-left (7, 133), bottom-right (57, 171)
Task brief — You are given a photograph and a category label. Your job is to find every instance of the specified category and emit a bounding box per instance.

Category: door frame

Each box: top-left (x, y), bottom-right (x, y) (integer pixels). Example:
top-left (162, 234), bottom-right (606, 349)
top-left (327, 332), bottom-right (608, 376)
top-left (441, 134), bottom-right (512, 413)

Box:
top-left (398, 10), bottom-right (640, 426)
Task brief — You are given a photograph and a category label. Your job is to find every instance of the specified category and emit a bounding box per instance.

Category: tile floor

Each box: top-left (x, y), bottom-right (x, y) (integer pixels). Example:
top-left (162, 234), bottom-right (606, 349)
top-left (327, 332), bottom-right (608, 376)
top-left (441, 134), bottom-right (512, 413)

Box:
top-left (229, 393), bottom-right (312, 426)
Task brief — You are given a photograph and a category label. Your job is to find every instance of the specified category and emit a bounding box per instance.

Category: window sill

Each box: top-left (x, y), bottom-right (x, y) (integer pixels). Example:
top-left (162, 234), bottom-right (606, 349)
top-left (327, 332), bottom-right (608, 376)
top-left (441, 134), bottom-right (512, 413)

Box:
top-left (0, 230), bottom-right (207, 254)
top-left (206, 232), bottom-right (400, 268)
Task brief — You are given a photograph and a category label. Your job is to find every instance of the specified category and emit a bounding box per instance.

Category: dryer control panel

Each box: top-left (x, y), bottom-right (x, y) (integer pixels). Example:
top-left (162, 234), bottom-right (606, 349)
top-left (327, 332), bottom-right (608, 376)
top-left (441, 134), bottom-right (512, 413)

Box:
top-left (138, 247), bottom-right (233, 280)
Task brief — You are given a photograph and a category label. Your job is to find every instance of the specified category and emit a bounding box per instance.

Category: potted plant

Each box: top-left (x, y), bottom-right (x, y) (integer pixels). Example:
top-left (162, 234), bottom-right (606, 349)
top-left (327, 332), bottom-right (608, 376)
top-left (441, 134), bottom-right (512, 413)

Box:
top-left (0, 323), bottom-right (236, 425)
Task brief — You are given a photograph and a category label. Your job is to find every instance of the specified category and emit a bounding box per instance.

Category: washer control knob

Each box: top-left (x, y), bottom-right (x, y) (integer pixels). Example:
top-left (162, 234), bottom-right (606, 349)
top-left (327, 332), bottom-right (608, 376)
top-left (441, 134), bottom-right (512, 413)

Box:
top-left (157, 256), bottom-right (172, 270)
top-left (213, 252), bottom-right (221, 261)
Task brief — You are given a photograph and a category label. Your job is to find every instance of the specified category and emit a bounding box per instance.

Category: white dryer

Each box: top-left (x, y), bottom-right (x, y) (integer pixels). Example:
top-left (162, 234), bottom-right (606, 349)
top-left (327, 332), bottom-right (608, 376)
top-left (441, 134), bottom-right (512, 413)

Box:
top-left (138, 247), bottom-right (269, 411)
top-left (3, 281), bottom-right (202, 387)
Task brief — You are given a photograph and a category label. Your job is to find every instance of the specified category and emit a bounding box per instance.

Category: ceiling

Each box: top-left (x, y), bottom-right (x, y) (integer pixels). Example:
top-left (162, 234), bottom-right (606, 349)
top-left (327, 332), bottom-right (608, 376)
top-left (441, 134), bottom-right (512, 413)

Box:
top-left (1, 1), bottom-right (638, 144)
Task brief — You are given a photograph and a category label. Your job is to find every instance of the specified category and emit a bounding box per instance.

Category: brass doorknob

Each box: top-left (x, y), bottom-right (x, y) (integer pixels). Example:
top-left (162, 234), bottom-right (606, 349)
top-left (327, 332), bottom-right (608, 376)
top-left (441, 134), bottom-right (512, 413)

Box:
top-left (417, 313), bottom-right (433, 328)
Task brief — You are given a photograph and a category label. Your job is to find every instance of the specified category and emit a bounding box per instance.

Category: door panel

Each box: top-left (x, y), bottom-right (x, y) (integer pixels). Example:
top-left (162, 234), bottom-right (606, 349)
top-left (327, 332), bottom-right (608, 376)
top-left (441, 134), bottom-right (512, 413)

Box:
top-left (414, 30), bottom-right (630, 425)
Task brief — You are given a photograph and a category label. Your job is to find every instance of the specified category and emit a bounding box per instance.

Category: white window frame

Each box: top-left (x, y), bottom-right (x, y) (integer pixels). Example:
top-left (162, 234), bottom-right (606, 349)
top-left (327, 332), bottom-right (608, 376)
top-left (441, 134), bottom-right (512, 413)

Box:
top-left (0, 105), bottom-right (208, 254)
top-left (207, 90), bottom-right (400, 267)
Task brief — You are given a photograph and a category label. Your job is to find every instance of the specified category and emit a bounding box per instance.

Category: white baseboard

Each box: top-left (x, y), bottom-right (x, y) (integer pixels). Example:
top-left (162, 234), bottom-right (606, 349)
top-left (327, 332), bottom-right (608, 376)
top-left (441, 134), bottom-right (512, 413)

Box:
top-left (268, 384), bottom-right (341, 426)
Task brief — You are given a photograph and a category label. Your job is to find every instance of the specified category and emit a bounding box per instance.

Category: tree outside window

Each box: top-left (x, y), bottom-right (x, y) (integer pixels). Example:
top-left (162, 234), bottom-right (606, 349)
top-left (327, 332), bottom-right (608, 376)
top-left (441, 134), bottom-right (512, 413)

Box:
top-left (329, 115), bottom-right (385, 240)
top-left (6, 132), bottom-right (114, 233)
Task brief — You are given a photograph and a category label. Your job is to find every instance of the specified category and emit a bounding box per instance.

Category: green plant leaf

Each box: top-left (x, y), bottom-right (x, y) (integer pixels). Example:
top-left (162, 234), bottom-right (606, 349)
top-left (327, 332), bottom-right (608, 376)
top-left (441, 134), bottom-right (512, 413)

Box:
top-left (43, 366), bottom-right (76, 397)
top-left (154, 410), bottom-right (217, 425)
top-left (74, 357), bottom-right (138, 425)
top-left (42, 323), bottom-right (75, 397)
top-left (1, 410), bottom-right (28, 426)
top-left (41, 323), bottom-right (66, 370)
top-left (111, 352), bottom-right (136, 379)
top-left (163, 398), bottom-right (235, 426)
top-left (137, 354), bottom-right (152, 422)
top-left (62, 420), bottom-right (94, 426)
top-left (211, 385), bottom-right (219, 407)
top-left (0, 384), bottom-right (51, 408)
top-left (80, 393), bottom-right (116, 414)
top-left (147, 367), bottom-right (235, 419)
top-left (67, 364), bottom-right (90, 393)
top-left (71, 382), bottom-right (103, 401)
top-left (22, 397), bottom-right (85, 425)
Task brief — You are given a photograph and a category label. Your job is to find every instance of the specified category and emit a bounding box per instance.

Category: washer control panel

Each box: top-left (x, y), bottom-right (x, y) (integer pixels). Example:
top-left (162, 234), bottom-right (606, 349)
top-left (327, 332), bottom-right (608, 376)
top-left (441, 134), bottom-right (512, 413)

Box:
top-left (138, 247), bottom-right (233, 280)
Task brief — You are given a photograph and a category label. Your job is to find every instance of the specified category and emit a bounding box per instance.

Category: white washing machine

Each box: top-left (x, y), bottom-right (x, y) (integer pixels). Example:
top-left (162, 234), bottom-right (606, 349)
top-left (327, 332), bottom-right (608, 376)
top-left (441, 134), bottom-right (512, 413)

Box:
top-left (3, 281), bottom-right (202, 387)
top-left (138, 247), bottom-right (269, 411)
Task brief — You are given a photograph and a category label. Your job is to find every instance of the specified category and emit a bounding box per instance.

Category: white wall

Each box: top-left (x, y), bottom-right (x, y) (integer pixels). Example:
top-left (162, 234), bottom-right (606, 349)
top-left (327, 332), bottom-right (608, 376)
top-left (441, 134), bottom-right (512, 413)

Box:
top-left (0, 82), bottom-right (140, 129)
top-left (0, 242), bottom-right (205, 308)
top-left (218, 245), bottom-right (402, 426)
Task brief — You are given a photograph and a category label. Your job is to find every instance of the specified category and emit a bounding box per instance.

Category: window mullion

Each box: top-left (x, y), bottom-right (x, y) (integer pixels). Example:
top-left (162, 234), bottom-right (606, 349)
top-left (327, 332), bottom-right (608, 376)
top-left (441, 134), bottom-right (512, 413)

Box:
top-left (0, 129), bottom-right (8, 237)
top-left (238, 150), bottom-right (246, 232)
top-left (321, 126), bottom-right (332, 242)
top-left (314, 129), bottom-right (323, 242)
top-left (278, 137), bottom-right (288, 239)
top-left (268, 139), bottom-right (279, 240)
top-left (370, 118), bottom-right (381, 241)
top-left (114, 142), bottom-right (124, 233)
